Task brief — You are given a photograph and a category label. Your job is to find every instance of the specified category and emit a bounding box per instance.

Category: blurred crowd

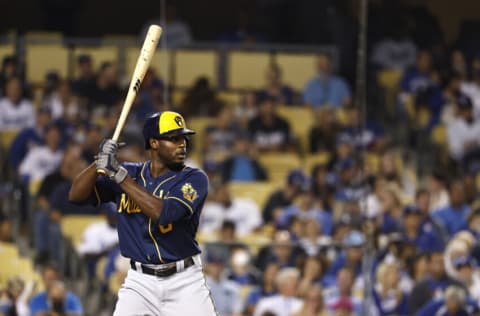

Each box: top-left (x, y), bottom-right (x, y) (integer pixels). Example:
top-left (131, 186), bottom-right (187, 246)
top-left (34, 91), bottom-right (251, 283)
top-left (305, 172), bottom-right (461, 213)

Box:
top-left (2, 12), bottom-right (480, 316)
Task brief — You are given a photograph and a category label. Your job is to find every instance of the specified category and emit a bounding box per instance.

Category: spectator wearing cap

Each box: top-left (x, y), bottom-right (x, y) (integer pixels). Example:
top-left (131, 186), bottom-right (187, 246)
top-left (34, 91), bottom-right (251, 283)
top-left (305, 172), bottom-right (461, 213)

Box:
top-left (248, 96), bottom-right (295, 153)
top-left (341, 106), bottom-right (386, 152)
top-left (8, 106), bottom-right (52, 169)
top-left (322, 231), bottom-right (365, 287)
top-left (311, 164), bottom-right (335, 211)
top-left (205, 254), bottom-right (243, 316)
top-left (276, 188), bottom-right (332, 236)
top-left (0, 77), bottom-right (35, 133)
top-left (333, 158), bottom-right (365, 203)
top-left (415, 285), bottom-right (479, 316)
top-left (220, 135), bottom-right (268, 183)
top-left (257, 63), bottom-right (294, 106)
top-left (407, 250), bottom-right (464, 315)
top-left (323, 267), bottom-right (362, 316)
top-left (327, 133), bottom-right (354, 172)
top-left (253, 268), bottom-right (303, 316)
top-left (447, 94), bottom-right (480, 171)
top-left (432, 180), bottom-right (470, 237)
top-left (71, 54), bottom-right (96, 100)
top-left (401, 204), bottom-right (444, 253)
top-left (263, 169), bottom-right (308, 224)
top-left (451, 255), bottom-right (480, 301)
top-left (303, 53), bottom-right (351, 108)
top-left (309, 107), bottom-right (342, 154)
top-left (18, 123), bottom-right (63, 184)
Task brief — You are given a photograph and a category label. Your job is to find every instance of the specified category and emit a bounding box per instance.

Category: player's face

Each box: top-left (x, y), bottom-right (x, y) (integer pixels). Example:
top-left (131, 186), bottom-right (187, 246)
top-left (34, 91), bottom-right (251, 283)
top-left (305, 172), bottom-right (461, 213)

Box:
top-left (153, 135), bottom-right (188, 165)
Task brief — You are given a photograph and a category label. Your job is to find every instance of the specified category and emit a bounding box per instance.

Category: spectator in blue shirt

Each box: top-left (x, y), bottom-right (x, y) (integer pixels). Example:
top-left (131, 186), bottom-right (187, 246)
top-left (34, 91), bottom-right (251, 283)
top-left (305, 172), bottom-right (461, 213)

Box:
top-left (407, 251), bottom-right (464, 315)
top-left (415, 285), bottom-right (479, 316)
top-left (8, 106), bottom-right (52, 169)
top-left (323, 230), bottom-right (364, 287)
top-left (29, 263), bottom-right (83, 316)
top-left (277, 188), bottom-right (333, 236)
top-left (220, 134), bottom-right (268, 182)
top-left (401, 204), bottom-right (444, 253)
top-left (433, 180), bottom-right (470, 237)
top-left (244, 262), bottom-right (279, 315)
top-left (303, 53), bottom-right (351, 108)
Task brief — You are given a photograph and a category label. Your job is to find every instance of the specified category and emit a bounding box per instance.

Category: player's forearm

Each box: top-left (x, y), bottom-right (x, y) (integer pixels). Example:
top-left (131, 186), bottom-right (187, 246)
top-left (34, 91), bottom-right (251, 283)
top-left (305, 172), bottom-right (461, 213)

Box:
top-left (68, 163), bottom-right (98, 202)
top-left (119, 176), bottom-right (163, 220)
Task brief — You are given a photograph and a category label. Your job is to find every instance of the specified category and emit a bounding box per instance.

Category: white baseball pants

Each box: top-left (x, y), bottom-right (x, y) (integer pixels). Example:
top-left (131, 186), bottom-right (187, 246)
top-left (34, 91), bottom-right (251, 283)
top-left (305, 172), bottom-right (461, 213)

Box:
top-left (113, 256), bottom-right (217, 316)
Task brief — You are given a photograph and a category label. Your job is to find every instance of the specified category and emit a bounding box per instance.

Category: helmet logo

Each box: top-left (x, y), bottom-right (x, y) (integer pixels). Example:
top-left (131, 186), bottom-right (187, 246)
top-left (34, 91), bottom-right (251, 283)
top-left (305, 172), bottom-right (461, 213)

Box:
top-left (174, 116), bottom-right (183, 127)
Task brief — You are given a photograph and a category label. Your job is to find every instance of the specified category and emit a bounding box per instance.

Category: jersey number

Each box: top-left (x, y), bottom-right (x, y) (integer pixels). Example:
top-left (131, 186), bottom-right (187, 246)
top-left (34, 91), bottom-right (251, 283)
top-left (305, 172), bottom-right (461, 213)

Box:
top-left (159, 224), bottom-right (173, 233)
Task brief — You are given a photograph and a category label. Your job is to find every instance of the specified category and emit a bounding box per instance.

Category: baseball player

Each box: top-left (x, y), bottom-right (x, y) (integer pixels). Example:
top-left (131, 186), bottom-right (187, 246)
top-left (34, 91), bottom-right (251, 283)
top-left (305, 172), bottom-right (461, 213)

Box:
top-left (69, 111), bottom-right (217, 316)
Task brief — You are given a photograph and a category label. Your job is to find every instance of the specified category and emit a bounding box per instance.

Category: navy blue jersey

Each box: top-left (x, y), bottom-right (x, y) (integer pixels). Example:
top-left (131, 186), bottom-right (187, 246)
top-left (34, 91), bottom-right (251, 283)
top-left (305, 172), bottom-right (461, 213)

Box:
top-left (90, 161), bottom-right (208, 264)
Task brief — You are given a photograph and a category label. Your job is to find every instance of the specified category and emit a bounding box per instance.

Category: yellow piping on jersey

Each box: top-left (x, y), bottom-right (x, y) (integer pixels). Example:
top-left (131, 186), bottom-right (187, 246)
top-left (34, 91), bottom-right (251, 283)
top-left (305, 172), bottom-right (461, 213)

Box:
top-left (143, 170), bottom-right (176, 263)
top-left (93, 186), bottom-right (101, 206)
top-left (140, 163), bottom-right (147, 186)
top-left (153, 175), bottom-right (176, 196)
top-left (148, 218), bottom-right (163, 263)
top-left (166, 196), bottom-right (193, 214)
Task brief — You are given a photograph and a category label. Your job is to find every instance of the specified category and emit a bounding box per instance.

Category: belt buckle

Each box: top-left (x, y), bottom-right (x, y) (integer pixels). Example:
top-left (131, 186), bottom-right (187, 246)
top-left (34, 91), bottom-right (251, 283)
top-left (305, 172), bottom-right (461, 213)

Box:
top-left (153, 266), bottom-right (175, 277)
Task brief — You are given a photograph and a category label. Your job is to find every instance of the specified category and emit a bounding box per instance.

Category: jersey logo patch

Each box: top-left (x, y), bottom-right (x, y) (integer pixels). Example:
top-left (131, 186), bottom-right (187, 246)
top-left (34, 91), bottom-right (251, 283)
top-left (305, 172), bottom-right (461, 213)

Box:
top-left (181, 183), bottom-right (198, 203)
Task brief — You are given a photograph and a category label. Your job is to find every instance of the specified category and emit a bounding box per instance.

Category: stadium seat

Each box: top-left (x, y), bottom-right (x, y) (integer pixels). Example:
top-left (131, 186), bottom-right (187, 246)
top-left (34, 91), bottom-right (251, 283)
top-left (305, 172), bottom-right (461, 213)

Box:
top-left (377, 69), bottom-right (403, 90)
top-left (0, 44), bottom-right (14, 64)
top-left (24, 31), bottom-right (63, 43)
top-left (227, 51), bottom-right (271, 90)
top-left (431, 124), bottom-right (447, 148)
top-left (0, 130), bottom-right (19, 151)
top-left (275, 53), bottom-right (317, 91)
top-left (25, 44), bottom-right (69, 85)
top-left (171, 89), bottom-right (186, 106)
top-left (303, 152), bottom-right (331, 174)
top-left (228, 181), bottom-right (278, 210)
top-left (175, 50), bottom-right (218, 88)
top-left (73, 46), bottom-right (119, 75)
top-left (276, 105), bottom-right (315, 153)
top-left (60, 215), bottom-right (106, 248)
top-left (217, 91), bottom-right (240, 106)
top-left (0, 242), bottom-right (19, 259)
top-left (126, 47), bottom-right (171, 82)
top-left (187, 117), bottom-right (215, 156)
top-left (259, 153), bottom-right (302, 183)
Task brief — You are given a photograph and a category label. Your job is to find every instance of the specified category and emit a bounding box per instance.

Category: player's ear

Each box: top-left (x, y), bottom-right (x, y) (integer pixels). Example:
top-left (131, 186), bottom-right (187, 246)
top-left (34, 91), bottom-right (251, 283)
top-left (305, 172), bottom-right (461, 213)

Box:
top-left (149, 138), bottom-right (159, 149)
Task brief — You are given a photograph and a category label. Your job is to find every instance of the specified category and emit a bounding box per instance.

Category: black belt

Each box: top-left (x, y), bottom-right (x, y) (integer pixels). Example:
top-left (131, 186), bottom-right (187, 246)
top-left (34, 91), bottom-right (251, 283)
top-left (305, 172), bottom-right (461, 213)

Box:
top-left (130, 257), bottom-right (195, 277)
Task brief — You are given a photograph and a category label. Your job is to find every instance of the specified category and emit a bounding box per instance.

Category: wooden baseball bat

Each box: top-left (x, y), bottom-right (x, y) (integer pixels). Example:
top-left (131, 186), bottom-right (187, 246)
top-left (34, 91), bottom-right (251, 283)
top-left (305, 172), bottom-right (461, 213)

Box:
top-left (97, 24), bottom-right (162, 175)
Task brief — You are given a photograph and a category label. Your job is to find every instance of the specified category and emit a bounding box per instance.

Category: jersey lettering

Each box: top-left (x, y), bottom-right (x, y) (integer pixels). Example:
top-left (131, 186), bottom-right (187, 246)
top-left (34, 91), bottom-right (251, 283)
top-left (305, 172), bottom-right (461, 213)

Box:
top-left (118, 193), bottom-right (142, 214)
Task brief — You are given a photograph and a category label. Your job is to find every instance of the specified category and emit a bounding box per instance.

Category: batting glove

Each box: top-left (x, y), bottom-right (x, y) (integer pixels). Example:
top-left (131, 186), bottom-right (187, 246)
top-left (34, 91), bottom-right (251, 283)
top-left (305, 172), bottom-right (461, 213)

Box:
top-left (99, 139), bottom-right (126, 155)
top-left (95, 153), bottom-right (128, 184)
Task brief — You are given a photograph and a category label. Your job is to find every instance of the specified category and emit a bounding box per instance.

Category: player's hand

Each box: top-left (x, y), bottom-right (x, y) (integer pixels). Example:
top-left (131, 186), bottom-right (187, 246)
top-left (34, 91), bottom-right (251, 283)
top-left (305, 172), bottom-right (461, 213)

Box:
top-left (99, 139), bottom-right (126, 155)
top-left (95, 153), bottom-right (128, 184)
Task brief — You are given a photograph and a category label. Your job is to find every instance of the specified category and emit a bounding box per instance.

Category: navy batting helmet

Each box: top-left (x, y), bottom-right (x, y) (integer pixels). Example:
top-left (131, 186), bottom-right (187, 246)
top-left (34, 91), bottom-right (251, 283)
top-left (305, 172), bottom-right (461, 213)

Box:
top-left (142, 111), bottom-right (195, 149)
